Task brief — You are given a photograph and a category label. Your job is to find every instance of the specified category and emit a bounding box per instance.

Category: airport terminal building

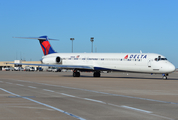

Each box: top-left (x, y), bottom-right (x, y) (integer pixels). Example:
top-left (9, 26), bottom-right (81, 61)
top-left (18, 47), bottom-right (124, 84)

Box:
top-left (0, 60), bottom-right (41, 70)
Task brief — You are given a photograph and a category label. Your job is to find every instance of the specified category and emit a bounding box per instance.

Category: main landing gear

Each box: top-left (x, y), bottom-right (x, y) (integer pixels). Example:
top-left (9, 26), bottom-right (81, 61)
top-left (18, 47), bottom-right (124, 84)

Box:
top-left (162, 74), bottom-right (168, 80)
top-left (73, 70), bottom-right (80, 77)
top-left (93, 71), bottom-right (101, 77)
top-left (73, 70), bottom-right (101, 77)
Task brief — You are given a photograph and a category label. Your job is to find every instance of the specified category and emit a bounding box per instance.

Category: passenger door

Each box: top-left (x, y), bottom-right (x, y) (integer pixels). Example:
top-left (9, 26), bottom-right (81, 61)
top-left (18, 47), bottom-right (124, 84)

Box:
top-left (147, 59), bottom-right (152, 67)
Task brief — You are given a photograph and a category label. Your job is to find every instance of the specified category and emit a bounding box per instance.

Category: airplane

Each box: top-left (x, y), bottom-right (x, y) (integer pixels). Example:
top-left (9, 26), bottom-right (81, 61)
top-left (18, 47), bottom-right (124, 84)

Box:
top-left (11, 35), bottom-right (175, 79)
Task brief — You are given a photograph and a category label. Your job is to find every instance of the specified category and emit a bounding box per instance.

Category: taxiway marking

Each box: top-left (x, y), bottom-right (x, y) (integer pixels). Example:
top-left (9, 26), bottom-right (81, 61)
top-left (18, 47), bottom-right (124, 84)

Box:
top-left (0, 88), bottom-right (86, 120)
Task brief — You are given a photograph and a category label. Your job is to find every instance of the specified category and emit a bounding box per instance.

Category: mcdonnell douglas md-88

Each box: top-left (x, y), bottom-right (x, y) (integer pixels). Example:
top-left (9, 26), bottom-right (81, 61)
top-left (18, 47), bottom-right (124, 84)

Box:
top-left (12, 36), bottom-right (175, 79)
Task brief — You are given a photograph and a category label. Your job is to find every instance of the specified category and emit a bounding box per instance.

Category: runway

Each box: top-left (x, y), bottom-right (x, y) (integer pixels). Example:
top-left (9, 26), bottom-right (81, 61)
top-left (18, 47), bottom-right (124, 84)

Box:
top-left (0, 71), bottom-right (178, 120)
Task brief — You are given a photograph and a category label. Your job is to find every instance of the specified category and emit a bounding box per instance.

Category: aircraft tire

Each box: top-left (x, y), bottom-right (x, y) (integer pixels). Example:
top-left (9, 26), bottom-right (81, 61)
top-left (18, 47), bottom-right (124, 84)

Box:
top-left (163, 76), bottom-right (167, 80)
top-left (93, 72), bottom-right (100, 77)
top-left (73, 72), bottom-right (80, 77)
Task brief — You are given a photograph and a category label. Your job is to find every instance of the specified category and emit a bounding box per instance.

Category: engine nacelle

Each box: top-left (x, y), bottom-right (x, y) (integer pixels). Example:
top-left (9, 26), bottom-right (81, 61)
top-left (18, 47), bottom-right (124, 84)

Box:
top-left (41, 56), bottom-right (62, 64)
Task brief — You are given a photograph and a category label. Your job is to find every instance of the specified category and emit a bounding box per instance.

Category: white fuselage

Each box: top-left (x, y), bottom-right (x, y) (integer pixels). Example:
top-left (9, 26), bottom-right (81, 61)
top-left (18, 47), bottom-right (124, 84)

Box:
top-left (42, 53), bottom-right (175, 74)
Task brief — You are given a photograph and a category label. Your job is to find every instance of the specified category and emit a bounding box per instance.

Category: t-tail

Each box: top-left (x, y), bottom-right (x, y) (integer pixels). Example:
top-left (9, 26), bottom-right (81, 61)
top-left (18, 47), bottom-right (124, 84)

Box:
top-left (13, 36), bottom-right (57, 55)
top-left (38, 36), bottom-right (57, 55)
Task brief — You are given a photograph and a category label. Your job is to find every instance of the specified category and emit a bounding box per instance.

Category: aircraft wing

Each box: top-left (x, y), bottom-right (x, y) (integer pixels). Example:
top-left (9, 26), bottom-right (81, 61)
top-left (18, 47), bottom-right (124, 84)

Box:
top-left (7, 63), bottom-right (94, 70)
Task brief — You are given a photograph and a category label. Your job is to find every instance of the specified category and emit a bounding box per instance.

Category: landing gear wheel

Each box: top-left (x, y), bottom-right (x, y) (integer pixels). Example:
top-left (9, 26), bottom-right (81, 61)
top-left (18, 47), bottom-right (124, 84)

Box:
top-left (162, 74), bottom-right (168, 80)
top-left (93, 72), bottom-right (100, 77)
top-left (73, 72), bottom-right (80, 77)
top-left (163, 76), bottom-right (167, 80)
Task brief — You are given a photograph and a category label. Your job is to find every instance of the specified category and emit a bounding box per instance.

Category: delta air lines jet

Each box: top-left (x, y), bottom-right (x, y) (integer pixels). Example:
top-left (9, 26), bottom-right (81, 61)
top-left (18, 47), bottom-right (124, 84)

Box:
top-left (12, 36), bottom-right (175, 79)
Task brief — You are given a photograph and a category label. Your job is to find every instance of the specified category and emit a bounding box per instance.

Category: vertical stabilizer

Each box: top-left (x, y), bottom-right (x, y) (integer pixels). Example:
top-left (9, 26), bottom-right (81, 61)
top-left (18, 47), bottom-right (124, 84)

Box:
top-left (38, 36), bottom-right (56, 55)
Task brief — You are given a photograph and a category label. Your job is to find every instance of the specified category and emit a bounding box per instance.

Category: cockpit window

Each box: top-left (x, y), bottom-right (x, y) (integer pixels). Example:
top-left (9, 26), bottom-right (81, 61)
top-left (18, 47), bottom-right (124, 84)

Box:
top-left (160, 58), bottom-right (167, 60)
top-left (155, 56), bottom-right (167, 61)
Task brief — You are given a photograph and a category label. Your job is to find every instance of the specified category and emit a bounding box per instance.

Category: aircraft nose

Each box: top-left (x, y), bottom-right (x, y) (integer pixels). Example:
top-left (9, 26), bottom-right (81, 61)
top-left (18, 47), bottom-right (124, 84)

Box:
top-left (168, 63), bottom-right (176, 73)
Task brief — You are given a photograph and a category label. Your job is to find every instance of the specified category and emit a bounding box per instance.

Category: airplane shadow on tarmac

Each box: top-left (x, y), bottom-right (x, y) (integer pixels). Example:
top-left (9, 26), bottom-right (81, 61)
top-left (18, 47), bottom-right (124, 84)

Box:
top-left (61, 75), bottom-right (178, 80)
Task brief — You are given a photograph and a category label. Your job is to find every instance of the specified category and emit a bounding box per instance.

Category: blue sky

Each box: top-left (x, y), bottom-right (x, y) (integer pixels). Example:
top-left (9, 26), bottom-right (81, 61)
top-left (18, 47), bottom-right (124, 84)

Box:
top-left (0, 0), bottom-right (178, 67)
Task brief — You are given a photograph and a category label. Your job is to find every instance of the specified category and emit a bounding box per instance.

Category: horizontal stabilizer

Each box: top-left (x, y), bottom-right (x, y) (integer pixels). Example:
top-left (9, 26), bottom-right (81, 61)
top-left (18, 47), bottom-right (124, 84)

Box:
top-left (13, 37), bottom-right (58, 41)
top-left (13, 36), bottom-right (58, 55)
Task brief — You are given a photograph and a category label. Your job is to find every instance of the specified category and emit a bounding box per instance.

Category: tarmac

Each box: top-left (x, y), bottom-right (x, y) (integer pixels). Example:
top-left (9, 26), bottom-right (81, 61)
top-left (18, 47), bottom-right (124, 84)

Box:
top-left (0, 71), bottom-right (178, 120)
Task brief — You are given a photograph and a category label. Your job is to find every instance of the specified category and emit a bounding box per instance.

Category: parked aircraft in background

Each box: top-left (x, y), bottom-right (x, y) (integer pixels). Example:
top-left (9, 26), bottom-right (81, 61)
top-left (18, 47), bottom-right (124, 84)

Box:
top-left (11, 36), bottom-right (175, 79)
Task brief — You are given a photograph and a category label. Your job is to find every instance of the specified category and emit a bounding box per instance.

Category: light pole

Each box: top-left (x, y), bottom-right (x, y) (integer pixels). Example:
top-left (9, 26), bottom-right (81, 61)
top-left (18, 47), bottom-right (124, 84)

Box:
top-left (90, 37), bottom-right (94, 53)
top-left (70, 38), bottom-right (74, 53)
top-left (95, 45), bottom-right (97, 53)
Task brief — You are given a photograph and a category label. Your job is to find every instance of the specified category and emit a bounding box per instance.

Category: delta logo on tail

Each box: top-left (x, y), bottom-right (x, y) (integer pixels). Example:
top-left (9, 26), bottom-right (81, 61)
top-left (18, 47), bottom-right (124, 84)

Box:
top-left (39, 36), bottom-right (56, 55)
top-left (124, 54), bottom-right (147, 59)
top-left (40, 40), bottom-right (52, 55)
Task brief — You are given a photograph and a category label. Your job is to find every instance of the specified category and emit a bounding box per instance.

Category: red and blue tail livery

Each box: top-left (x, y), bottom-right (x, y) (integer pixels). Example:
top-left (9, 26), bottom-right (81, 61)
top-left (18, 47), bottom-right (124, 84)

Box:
top-left (38, 36), bottom-right (56, 55)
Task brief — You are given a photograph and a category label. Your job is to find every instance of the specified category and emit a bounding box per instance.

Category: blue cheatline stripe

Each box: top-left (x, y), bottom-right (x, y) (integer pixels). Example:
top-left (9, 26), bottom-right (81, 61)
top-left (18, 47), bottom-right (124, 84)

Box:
top-left (0, 88), bottom-right (86, 120)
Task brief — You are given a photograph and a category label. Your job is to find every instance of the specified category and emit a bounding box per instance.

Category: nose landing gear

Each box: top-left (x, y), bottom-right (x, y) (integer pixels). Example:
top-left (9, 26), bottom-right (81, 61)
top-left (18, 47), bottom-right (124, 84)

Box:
top-left (162, 74), bottom-right (168, 80)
